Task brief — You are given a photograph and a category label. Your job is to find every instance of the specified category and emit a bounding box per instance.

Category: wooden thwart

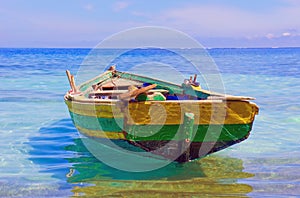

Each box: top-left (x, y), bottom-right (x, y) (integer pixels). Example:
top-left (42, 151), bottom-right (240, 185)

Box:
top-left (118, 84), bottom-right (157, 100)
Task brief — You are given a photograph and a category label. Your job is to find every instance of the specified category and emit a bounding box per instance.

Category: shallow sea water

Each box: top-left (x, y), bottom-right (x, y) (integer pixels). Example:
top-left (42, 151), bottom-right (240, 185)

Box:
top-left (0, 48), bottom-right (299, 197)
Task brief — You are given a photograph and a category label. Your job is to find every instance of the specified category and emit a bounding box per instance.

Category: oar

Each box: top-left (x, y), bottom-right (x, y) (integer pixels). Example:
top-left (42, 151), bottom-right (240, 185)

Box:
top-left (66, 70), bottom-right (78, 93)
top-left (118, 84), bottom-right (157, 100)
top-left (207, 95), bottom-right (255, 101)
top-left (66, 70), bottom-right (73, 90)
top-left (70, 75), bottom-right (78, 93)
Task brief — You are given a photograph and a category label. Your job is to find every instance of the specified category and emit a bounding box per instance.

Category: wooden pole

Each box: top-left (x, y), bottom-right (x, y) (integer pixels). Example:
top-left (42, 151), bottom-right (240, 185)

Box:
top-left (66, 70), bottom-right (79, 93)
top-left (177, 112), bottom-right (194, 162)
top-left (66, 70), bottom-right (73, 91)
top-left (70, 75), bottom-right (78, 93)
top-left (193, 74), bottom-right (197, 82)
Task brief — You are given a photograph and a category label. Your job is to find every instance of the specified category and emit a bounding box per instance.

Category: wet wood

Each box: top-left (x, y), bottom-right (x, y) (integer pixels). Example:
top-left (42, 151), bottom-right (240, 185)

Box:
top-left (177, 112), bottom-right (194, 162)
top-left (102, 78), bottom-right (142, 89)
top-left (70, 75), bottom-right (78, 93)
top-left (66, 70), bottom-right (79, 93)
top-left (66, 70), bottom-right (73, 91)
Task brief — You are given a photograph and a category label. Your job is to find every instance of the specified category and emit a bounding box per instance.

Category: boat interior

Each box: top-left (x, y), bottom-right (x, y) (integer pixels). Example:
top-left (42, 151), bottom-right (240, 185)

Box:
top-left (65, 67), bottom-right (255, 102)
top-left (87, 74), bottom-right (201, 101)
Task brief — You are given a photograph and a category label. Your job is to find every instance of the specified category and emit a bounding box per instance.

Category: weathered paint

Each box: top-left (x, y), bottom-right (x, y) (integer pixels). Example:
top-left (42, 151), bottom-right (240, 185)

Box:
top-left (125, 123), bottom-right (252, 142)
top-left (69, 111), bottom-right (124, 132)
top-left (79, 71), bottom-right (113, 92)
top-left (126, 100), bottom-right (258, 125)
top-left (71, 115), bottom-right (252, 142)
top-left (180, 112), bottom-right (195, 142)
top-left (75, 125), bottom-right (126, 139)
top-left (177, 112), bottom-right (195, 162)
top-left (66, 100), bottom-right (258, 126)
top-left (69, 108), bottom-right (252, 142)
top-left (182, 84), bottom-right (210, 99)
top-left (65, 100), bottom-right (124, 118)
top-left (70, 102), bottom-right (252, 142)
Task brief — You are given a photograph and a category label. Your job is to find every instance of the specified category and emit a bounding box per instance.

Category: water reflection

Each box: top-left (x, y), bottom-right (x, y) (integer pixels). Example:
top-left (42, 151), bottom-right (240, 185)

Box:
top-left (67, 140), bottom-right (253, 197)
top-left (30, 119), bottom-right (253, 197)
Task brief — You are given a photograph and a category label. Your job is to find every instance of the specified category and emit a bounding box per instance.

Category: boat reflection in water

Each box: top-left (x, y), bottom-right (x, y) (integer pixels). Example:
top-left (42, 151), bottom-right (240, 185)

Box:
top-left (30, 119), bottom-right (253, 197)
top-left (65, 138), bottom-right (254, 197)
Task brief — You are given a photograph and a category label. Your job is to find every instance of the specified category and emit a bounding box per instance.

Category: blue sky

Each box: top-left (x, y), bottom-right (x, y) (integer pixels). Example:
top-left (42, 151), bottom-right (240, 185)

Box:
top-left (1, 0), bottom-right (300, 48)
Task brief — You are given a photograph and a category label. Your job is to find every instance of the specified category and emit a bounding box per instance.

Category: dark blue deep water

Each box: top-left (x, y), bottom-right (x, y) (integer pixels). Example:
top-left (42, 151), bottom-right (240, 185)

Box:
top-left (0, 48), bottom-right (300, 197)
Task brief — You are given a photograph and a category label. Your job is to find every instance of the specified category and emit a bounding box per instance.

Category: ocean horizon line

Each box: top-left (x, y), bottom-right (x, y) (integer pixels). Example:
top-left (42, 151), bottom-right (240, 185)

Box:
top-left (1, 46), bottom-right (300, 50)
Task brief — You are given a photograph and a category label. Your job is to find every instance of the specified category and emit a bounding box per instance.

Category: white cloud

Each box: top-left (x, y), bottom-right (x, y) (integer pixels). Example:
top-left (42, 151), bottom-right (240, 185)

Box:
top-left (113, 1), bottom-right (129, 12)
top-left (282, 32), bottom-right (291, 37)
top-left (149, 5), bottom-right (266, 37)
top-left (142, 3), bottom-right (300, 39)
top-left (266, 33), bottom-right (276, 39)
top-left (83, 3), bottom-right (94, 11)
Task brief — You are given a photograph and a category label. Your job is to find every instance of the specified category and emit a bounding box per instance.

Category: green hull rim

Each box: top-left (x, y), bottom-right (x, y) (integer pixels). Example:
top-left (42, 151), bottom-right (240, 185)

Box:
top-left (117, 72), bottom-right (183, 95)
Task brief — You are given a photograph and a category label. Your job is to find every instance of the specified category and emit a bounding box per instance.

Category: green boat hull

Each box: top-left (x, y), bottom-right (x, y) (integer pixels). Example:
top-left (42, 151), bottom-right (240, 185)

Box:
top-left (68, 109), bottom-right (254, 162)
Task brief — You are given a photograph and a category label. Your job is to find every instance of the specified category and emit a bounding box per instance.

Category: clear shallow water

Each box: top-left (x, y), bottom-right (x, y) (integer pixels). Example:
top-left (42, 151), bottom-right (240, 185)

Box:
top-left (0, 48), bottom-right (300, 197)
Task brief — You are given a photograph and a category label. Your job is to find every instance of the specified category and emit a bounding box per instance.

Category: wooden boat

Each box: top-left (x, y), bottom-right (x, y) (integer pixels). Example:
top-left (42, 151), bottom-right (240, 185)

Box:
top-left (64, 66), bottom-right (259, 162)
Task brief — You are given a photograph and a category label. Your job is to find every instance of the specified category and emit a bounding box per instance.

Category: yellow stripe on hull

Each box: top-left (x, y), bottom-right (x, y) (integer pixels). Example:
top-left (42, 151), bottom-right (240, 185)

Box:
top-left (66, 100), bottom-right (258, 125)
top-left (126, 100), bottom-right (258, 125)
top-left (65, 100), bottom-right (124, 118)
top-left (75, 125), bottom-right (126, 140)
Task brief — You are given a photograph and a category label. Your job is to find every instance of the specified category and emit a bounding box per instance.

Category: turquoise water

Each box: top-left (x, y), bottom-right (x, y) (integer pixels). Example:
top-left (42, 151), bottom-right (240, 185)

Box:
top-left (0, 48), bottom-right (300, 197)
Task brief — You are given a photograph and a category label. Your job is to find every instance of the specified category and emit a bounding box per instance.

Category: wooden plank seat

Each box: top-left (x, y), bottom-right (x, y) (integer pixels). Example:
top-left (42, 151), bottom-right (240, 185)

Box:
top-left (90, 88), bottom-right (169, 95)
top-left (89, 89), bottom-right (128, 97)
